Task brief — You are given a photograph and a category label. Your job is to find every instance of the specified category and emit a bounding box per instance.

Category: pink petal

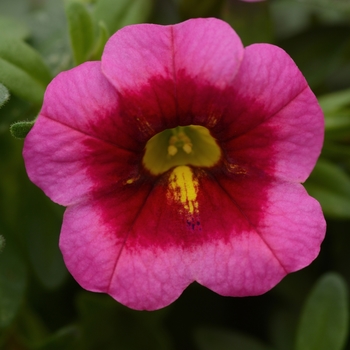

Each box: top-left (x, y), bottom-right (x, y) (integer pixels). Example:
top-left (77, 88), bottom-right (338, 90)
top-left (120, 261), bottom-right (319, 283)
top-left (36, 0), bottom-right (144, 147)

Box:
top-left (59, 180), bottom-right (192, 310)
top-left (101, 18), bottom-right (244, 134)
top-left (215, 44), bottom-right (324, 183)
top-left (60, 161), bottom-right (325, 309)
top-left (23, 62), bottom-right (142, 206)
top-left (23, 19), bottom-right (325, 310)
top-left (103, 18), bottom-right (243, 93)
top-left (192, 176), bottom-right (325, 296)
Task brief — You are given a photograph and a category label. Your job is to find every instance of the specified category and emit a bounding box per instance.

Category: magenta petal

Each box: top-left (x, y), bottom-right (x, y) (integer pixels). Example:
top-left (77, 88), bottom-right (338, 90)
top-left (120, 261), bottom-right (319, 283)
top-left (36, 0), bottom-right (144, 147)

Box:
top-left (102, 18), bottom-right (243, 93)
top-left (185, 170), bottom-right (325, 296)
top-left (23, 62), bottom-right (142, 206)
top-left (191, 178), bottom-right (325, 296)
top-left (101, 18), bottom-right (244, 132)
top-left (59, 186), bottom-right (192, 310)
top-left (23, 18), bottom-right (325, 310)
top-left (218, 44), bottom-right (324, 182)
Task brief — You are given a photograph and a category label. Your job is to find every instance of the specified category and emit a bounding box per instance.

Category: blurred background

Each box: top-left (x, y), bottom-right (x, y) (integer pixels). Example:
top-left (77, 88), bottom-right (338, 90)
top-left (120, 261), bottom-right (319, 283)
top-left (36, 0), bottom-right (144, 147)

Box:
top-left (1, 0), bottom-right (350, 349)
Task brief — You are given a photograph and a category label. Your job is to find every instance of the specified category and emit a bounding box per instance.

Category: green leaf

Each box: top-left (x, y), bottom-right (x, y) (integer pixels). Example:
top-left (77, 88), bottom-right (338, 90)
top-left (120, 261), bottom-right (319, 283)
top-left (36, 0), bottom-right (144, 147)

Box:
top-left (318, 89), bottom-right (350, 140)
top-left (0, 37), bottom-right (52, 105)
top-left (179, 0), bottom-right (224, 18)
top-left (21, 192), bottom-right (67, 290)
top-left (297, 0), bottom-right (350, 13)
top-left (278, 26), bottom-right (350, 89)
top-left (0, 235), bottom-right (4, 253)
top-left (321, 142), bottom-right (350, 160)
top-left (0, 15), bottom-right (30, 40)
top-left (270, 0), bottom-right (311, 40)
top-left (77, 292), bottom-right (173, 350)
top-left (93, 0), bottom-right (154, 34)
top-left (269, 309), bottom-right (298, 350)
top-left (221, 0), bottom-right (273, 46)
top-left (295, 273), bottom-right (348, 350)
top-left (194, 328), bottom-right (273, 350)
top-left (305, 158), bottom-right (350, 219)
top-left (0, 238), bottom-right (27, 329)
top-left (318, 88), bottom-right (350, 114)
top-left (65, 1), bottom-right (95, 65)
top-left (0, 83), bottom-right (10, 108)
top-left (35, 325), bottom-right (81, 350)
top-left (10, 120), bottom-right (35, 139)
top-left (90, 21), bottom-right (109, 61)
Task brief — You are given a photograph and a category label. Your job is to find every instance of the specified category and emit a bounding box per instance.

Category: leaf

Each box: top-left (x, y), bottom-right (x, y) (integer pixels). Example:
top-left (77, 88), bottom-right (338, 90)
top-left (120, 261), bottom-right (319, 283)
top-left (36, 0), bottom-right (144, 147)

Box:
top-left (278, 26), bottom-right (350, 89)
top-left (0, 235), bottom-right (4, 253)
top-left (270, 0), bottom-right (311, 40)
top-left (194, 328), bottom-right (273, 350)
top-left (318, 88), bottom-right (350, 114)
top-left (65, 1), bottom-right (95, 65)
top-left (0, 237), bottom-right (27, 329)
top-left (269, 309), bottom-right (298, 350)
top-left (0, 15), bottom-right (30, 40)
top-left (304, 158), bottom-right (350, 219)
top-left (21, 190), bottom-right (67, 290)
top-left (10, 120), bottom-right (35, 139)
top-left (35, 325), bottom-right (81, 350)
top-left (324, 111), bottom-right (350, 140)
top-left (221, 0), bottom-right (273, 46)
top-left (93, 0), bottom-right (154, 34)
top-left (77, 292), bottom-right (173, 350)
top-left (90, 21), bottom-right (109, 61)
top-left (298, 0), bottom-right (350, 13)
top-left (0, 37), bottom-right (52, 105)
top-left (179, 0), bottom-right (224, 18)
top-left (295, 273), bottom-right (348, 350)
top-left (0, 83), bottom-right (10, 108)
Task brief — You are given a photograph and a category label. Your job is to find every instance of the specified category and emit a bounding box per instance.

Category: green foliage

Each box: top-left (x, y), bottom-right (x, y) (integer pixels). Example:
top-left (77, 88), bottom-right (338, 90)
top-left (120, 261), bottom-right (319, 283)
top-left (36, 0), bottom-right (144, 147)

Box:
top-left (0, 235), bottom-right (5, 252)
top-left (93, 0), bottom-right (154, 34)
top-left (0, 16), bottom-right (30, 40)
top-left (278, 26), bottom-right (350, 90)
top-left (65, 1), bottom-right (95, 65)
top-left (20, 189), bottom-right (67, 289)
top-left (34, 325), bottom-right (81, 350)
top-left (0, 239), bottom-right (27, 330)
top-left (0, 37), bottom-right (52, 105)
top-left (194, 328), bottom-right (273, 350)
top-left (1, 1), bottom-right (350, 349)
top-left (305, 159), bottom-right (350, 219)
top-left (319, 88), bottom-right (350, 115)
top-left (0, 83), bottom-right (10, 109)
top-left (222, 0), bottom-right (273, 46)
top-left (77, 293), bottom-right (173, 350)
top-left (295, 273), bottom-right (348, 350)
top-left (178, 0), bottom-right (224, 18)
top-left (90, 21), bottom-right (109, 61)
top-left (10, 120), bottom-right (35, 139)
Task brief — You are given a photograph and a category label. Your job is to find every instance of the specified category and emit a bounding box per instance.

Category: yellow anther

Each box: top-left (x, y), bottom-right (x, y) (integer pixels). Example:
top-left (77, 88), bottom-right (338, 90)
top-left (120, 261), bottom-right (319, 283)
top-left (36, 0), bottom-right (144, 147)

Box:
top-left (182, 143), bottom-right (192, 154)
top-left (168, 145), bottom-right (178, 156)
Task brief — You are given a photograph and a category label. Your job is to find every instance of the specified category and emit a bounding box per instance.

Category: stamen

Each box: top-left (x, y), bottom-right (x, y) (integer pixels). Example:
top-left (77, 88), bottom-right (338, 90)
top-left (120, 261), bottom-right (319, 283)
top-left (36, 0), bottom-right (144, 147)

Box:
top-left (168, 145), bottom-right (178, 156)
top-left (167, 127), bottom-right (193, 156)
top-left (182, 143), bottom-right (192, 154)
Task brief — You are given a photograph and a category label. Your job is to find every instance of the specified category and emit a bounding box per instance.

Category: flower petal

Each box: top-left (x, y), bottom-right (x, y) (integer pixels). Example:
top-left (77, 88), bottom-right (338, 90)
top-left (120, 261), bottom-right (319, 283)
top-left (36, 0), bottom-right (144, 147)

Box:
top-left (59, 161), bottom-right (325, 309)
top-left (101, 18), bottom-right (244, 133)
top-left (103, 18), bottom-right (243, 93)
top-left (59, 181), bottom-right (193, 310)
top-left (216, 44), bottom-right (324, 183)
top-left (191, 175), bottom-right (325, 296)
top-left (23, 62), bottom-right (142, 206)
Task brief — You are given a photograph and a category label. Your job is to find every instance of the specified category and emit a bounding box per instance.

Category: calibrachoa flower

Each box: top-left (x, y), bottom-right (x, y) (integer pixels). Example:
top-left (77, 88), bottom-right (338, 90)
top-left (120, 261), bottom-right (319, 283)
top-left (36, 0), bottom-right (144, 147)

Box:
top-left (23, 18), bottom-right (325, 310)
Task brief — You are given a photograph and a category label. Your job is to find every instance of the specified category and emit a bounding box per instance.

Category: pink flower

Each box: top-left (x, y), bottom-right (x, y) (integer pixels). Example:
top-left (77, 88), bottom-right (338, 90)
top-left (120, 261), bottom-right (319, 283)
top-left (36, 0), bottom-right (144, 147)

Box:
top-left (23, 18), bottom-right (325, 310)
